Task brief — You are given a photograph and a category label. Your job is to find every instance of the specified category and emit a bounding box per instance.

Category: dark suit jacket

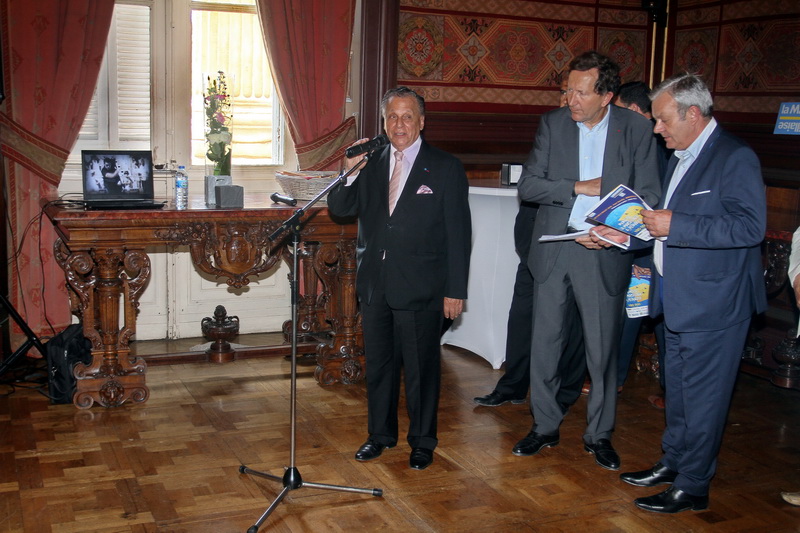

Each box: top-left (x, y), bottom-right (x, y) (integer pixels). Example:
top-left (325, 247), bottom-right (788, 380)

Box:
top-left (327, 140), bottom-right (472, 311)
top-left (517, 105), bottom-right (662, 296)
top-left (649, 125), bottom-right (767, 332)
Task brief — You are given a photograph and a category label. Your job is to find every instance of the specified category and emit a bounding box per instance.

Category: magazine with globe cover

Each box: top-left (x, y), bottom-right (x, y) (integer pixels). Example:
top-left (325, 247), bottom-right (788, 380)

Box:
top-left (585, 184), bottom-right (654, 241)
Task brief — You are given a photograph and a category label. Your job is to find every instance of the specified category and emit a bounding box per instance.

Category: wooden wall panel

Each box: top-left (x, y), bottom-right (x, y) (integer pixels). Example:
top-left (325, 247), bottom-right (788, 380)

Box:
top-left (766, 180), bottom-right (800, 233)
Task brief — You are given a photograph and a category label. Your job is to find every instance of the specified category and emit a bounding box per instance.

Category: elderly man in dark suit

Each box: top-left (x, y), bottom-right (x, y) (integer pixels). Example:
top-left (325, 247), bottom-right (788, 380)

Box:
top-left (327, 87), bottom-right (471, 471)
top-left (612, 73), bottom-right (767, 513)
top-left (514, 51), bottom-right (661, 470)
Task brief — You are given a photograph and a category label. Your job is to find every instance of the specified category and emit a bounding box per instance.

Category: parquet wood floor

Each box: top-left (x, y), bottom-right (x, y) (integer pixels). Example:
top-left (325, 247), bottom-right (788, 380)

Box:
top-left (1, 343), bottom-right (799, 532)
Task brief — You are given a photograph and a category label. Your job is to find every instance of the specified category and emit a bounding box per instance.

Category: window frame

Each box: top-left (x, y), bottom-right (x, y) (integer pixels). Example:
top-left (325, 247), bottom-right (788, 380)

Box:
top-left (60, 0), bottom-right (294, 199)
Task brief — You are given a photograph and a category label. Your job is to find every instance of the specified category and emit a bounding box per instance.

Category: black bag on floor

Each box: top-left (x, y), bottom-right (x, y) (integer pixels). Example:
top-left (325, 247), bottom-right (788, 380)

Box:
top-left (45, 324), bottom-right (92, 404)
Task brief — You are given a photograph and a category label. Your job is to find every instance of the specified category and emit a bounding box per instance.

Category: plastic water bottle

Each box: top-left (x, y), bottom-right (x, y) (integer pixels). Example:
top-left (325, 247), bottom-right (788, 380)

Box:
top-left (175, 165), bottom-right (188, 210)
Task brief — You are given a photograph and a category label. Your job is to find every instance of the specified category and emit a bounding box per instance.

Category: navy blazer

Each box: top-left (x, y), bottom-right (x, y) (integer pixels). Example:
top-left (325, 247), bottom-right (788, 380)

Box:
top-left (327, 140), bottom-right (472, 311)
top-left (518, 105), bottom-right (662, 295)
top-left (649, 125), bottom-right (767, 332)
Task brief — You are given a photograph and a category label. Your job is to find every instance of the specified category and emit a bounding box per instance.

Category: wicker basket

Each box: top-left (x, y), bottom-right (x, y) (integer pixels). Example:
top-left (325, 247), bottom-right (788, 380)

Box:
top-left (276, 171), bottom-right (339, 202)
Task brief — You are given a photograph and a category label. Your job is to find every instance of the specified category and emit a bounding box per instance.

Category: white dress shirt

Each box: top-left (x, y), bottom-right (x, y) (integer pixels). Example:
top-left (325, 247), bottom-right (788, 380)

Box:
top-left (654, 118), bottom-right (718, 275)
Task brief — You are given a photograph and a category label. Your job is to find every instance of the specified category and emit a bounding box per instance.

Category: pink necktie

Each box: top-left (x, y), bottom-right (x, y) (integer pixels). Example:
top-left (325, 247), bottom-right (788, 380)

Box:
top-left (388, 150), bottom-right (403, 215)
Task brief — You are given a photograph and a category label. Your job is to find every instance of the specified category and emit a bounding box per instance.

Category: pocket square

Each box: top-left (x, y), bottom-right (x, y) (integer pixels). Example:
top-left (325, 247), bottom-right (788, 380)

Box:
top-left (690, 190), bottom-right (711, 196)
top-left (416, 185), bottom-right (433, 194)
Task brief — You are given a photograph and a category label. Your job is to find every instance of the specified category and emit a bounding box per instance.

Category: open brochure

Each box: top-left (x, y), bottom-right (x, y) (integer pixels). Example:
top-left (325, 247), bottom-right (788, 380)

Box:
top-left (585, 184), bottom-right (654, 241)
top-left (538, 229), bottom-right (590, 242)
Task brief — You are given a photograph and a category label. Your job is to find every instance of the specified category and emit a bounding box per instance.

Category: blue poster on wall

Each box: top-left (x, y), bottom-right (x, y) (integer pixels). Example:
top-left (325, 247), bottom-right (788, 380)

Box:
top-left (774, 102), bottom-right (800, 135)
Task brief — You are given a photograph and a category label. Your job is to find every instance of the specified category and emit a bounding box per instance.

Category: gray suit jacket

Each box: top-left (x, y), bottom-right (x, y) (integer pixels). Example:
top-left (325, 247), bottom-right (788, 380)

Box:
top-left (517, 105), bottom-right (662, 295)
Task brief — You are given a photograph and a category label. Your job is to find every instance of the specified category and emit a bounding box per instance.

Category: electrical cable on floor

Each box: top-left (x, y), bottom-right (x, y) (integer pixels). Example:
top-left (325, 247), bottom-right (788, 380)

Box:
top-left (0, 356), bottom-right (48, 398)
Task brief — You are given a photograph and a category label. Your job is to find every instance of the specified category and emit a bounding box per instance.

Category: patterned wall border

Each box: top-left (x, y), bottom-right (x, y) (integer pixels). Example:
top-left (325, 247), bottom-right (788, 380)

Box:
top-left (399, 0), bottom-right (598, 23)
top-left (398, 1), bottom-right (651, 111)
top-left (715, 95), bottom-right (787, 114)
top-left (722, 0), bottom-right (800, 21)
top-left (676, 6), bottom-right (720, 26)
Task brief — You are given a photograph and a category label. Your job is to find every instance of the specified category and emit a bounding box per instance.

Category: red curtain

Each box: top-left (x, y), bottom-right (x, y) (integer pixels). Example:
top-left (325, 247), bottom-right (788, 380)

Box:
top-left (255, 0), bottom-right (357, 170)
top-left (0, 1), bottom-right (113, 351)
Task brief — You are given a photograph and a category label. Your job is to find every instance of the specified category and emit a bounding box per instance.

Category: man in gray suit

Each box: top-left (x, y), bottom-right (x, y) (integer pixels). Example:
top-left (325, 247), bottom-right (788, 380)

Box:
top-left (514, 51), bottom-right (661, 470)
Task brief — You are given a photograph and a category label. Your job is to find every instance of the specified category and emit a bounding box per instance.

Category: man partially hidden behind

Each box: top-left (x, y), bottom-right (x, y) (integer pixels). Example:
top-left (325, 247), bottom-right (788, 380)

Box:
top-left (473, 76), bottom-right (587, 410)
top-left (327, 87), bottom-right (472, 471)
top-left (612, 73), bottom-right (767, 513)
top-left (613, 81), bottom-right (669, 403)
top-left (515, 51), bottom-right (661, 470)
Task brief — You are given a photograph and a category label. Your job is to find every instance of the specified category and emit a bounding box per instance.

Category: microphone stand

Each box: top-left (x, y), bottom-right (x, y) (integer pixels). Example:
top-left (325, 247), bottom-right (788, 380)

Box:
top-left (240, 154), bottom-right (381, 532)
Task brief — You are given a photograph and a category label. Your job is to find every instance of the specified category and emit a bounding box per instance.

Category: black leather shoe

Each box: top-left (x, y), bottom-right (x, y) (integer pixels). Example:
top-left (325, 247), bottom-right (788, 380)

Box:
top-left (620, 462), bottom-right (678, 487)
top-left (512, 431), bottom-right (559, 456)
top-left (634, 486), bottom-right (709, 514)
top-left (474, 390), bottom-right (526, 407)
top-left (354, 440), bottom-right (392, 462)
top-left (584, 439), bottom-right (620, 470)
top-left (409, 448), bottom-right (433, 470)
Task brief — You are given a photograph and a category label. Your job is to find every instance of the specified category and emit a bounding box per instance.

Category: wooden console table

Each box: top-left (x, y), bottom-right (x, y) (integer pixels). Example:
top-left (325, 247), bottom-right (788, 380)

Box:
top-left (43, 196), bottom-right (362, 409)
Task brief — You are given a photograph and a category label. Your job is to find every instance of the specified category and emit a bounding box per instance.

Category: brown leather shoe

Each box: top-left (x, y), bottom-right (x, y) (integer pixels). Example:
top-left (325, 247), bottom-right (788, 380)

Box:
top-left (782, 491), bottom-right (800, 506)
top-left (648, 395), bottom-right (665, 410)
top-left (581, 379), bottom-right (591, 396)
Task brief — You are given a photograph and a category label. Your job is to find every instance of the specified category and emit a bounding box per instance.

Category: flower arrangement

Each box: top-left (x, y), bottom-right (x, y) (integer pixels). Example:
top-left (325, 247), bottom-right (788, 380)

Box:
top-left (204, 71), bottom-right (233, 175)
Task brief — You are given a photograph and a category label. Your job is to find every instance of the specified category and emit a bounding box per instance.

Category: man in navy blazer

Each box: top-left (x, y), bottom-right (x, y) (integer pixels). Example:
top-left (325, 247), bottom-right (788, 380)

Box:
top-left (327, 87), bottom-right (471, 470)
top-left (515, 52), bottom-right (662, 470)
top-left (613, 73), bottom-right (767, 513)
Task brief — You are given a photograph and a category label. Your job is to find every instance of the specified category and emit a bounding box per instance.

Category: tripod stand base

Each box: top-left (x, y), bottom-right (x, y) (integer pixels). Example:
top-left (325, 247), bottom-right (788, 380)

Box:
top-left (240, 464), bottom-right (382, 532)
top-left (243, 178), bottom-right (383, 532)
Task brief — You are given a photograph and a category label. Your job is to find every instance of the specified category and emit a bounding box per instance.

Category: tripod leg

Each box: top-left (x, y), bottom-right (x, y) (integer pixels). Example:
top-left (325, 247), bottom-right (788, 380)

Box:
top-left (302, 480), bottom-right (383, 497)
top-left (0, 293), bottom-right (49, 376)
top-left (248, 485), bottom-right (291, 533)
top-left (239, 464), bottom-right (282, 484)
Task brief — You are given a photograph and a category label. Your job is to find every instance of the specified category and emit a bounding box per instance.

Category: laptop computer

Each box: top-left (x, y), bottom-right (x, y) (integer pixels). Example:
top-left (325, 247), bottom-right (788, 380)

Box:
top-left (81, 150), bottom-right (166, 209)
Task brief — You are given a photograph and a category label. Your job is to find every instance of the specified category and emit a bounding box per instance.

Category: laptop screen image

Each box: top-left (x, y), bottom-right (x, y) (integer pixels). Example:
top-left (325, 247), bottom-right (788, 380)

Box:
top-left (81, 150), bottom-right (161, 207)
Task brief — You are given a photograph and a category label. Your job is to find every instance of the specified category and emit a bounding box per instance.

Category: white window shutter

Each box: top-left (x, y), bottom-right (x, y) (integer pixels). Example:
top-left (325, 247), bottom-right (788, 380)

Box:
top-left (115, 4), bottom-right (151, 142)
top-left (77, 3), bottom-right (151, 147)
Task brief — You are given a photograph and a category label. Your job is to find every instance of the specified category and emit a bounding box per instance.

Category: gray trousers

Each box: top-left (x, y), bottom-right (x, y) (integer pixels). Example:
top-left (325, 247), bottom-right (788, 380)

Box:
top-left (529, 242), bottom-right (624, 443)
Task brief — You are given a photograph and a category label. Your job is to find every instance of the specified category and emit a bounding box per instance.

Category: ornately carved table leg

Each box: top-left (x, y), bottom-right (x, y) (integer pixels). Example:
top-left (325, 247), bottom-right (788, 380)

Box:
top-left (55, 240), bottom-right (149, 408)
top-left (313, 238), bottom-right (364, 385)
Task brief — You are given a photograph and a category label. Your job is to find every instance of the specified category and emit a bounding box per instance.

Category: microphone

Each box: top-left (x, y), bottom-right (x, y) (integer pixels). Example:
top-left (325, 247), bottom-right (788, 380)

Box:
top-left (345, 134), bottom-right (389, 158)
top-left (270, 192), bottom-right (297, 206)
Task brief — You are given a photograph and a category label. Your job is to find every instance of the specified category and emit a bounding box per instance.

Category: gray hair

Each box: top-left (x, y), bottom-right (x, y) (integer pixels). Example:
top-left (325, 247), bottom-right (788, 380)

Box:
top-left (651, 73), bottom-right (714, 119)
top-left (380, 86), bottom-right (425, 118)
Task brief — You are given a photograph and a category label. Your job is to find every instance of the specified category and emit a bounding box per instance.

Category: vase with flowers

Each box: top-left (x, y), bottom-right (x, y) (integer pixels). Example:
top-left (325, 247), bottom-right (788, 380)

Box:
top-left (204, 71), bottom-right (233, 176)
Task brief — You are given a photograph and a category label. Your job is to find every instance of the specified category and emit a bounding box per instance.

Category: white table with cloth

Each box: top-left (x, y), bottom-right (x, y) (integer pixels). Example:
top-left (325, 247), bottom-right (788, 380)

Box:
top-left (441, 184), bottom-right (520, 369)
